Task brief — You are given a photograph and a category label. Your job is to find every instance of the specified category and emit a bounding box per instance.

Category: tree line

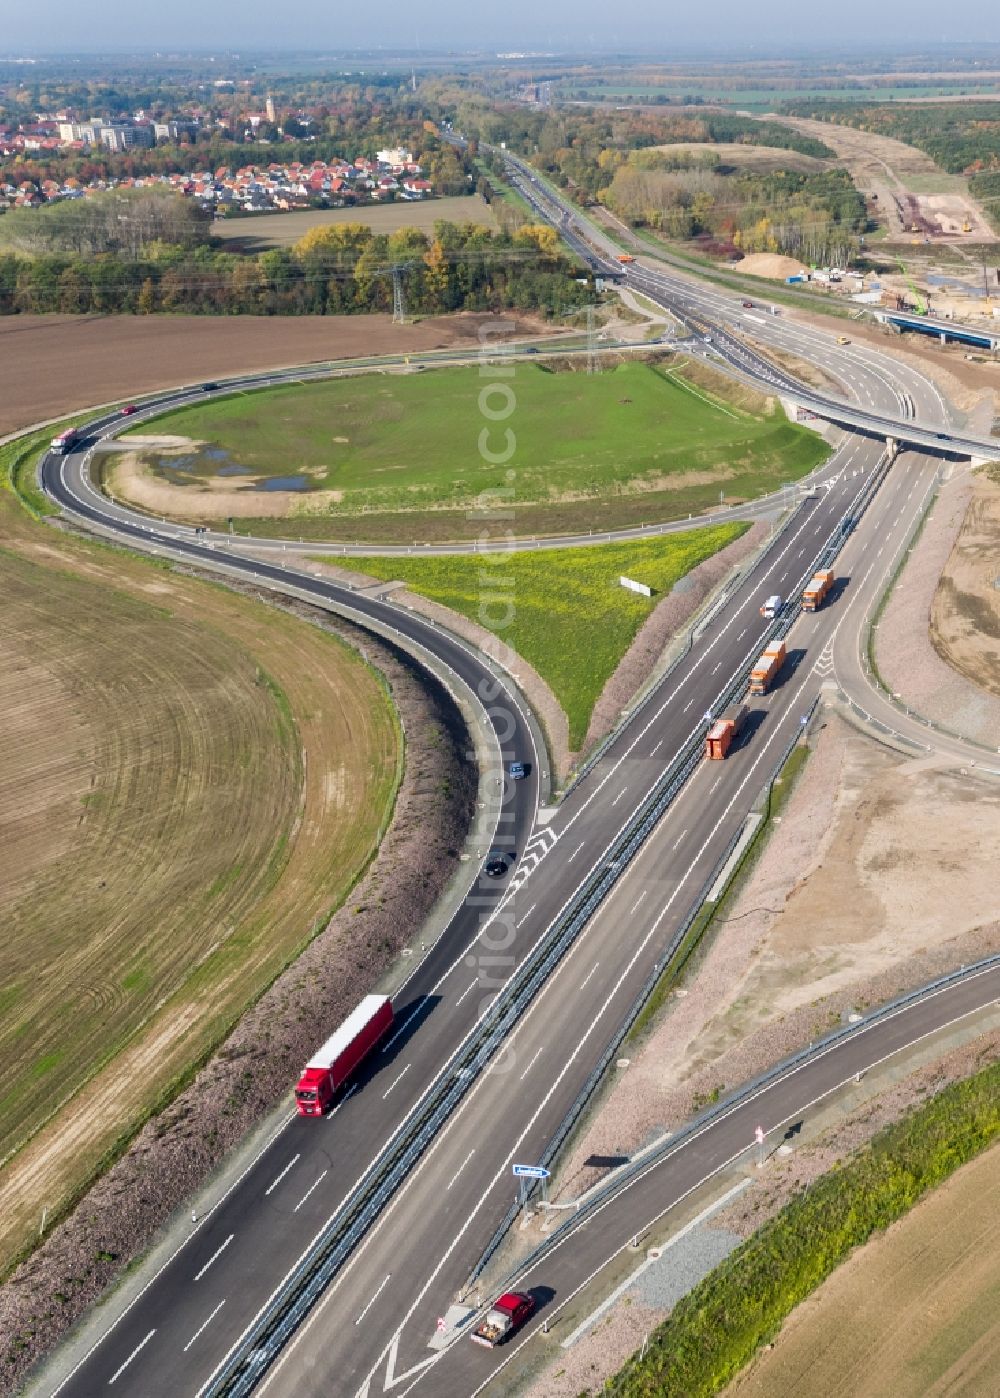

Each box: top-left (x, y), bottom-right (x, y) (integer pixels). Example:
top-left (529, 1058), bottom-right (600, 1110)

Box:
top-left (0, 219), bottom-right (592, 317)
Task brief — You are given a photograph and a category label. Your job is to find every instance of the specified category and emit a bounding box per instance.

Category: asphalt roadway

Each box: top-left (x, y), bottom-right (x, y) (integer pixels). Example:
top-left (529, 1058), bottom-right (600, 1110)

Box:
top-left (32, 225), bottom-right (988, 1397)
top-left (42, 423), bottom-right (901, 1398)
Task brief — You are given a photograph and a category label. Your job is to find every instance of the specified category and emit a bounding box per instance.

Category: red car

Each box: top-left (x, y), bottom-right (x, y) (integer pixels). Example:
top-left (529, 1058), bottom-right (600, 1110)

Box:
top-left (121, 404), bottom-right (138, 415)
top-left (471, 1292), bottom-right (536, 1347)
top-left (741, 300), bottom-right (754, 308)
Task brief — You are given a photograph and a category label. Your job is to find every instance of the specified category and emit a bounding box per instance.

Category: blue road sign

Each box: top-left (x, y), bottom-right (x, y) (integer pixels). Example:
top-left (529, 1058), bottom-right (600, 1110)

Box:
top-left (512, 1163), bottom-right (550, 1180)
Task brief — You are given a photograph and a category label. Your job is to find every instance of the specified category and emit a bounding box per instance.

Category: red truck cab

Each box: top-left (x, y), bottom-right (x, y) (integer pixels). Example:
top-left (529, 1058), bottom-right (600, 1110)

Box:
top-left (295, 995), bottom-right (393, 1116)
top-left (471, 1292), bottom-right (536, 1347)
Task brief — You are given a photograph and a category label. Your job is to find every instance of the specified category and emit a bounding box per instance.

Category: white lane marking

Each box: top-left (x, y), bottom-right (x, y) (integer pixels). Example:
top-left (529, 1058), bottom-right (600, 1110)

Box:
top-left (381, 998), bottom-right (430, 1054)
top-left (108, 1330), bottom-right (156, 1385)
top-left (650, 739), bottom-right (663, 756)
top-left (454, 980), bottom-right (477, 1008)
top-left (567, 842), bottom-right (585, 863)
top-left (519, 1046), bottom-right (544, 1081)
top-left (328, 1084), bottom-right (358, 1120)
top-left (382, 1064), bottom-right (411, 1100)
top-left (711, 661), bottom-right (722, 674)
top-left (517, 902), bottom-right (537, 927)
top-left (737, 628), bottom-right (747, 640)
top-left (193, 1234), bottom-right (235, 1281)
top-left (446, 1150), bottom-right (476, 1192)
top-left (293, 1170), bottom-right (329, 1214)
top-left (710, 777), bottom-right (722, 794)
top-left (682, 698), bottom-right (694, 712)
top-left (611, 788), bottom-right (628, 807)
top-left (630, 890), bottom-right (648, 915)
top-left (355, 1273), bottom-right (391, 1327)
top-left (671, 827), bottom-right (689, 850)
top-left (264, 1155), bottom-right (300, 1198)
top-left (579, 963), bottom-right (600, 991)
top-left (182, 1301), bottom-right (226, 1354)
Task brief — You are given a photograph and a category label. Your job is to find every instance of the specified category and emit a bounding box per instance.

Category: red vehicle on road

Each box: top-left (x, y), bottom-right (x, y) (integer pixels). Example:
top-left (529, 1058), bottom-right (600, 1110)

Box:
top-left (471, 1293), bottom-right (536, 1347)
top-left (294, 995), bottom-right (393, 1116)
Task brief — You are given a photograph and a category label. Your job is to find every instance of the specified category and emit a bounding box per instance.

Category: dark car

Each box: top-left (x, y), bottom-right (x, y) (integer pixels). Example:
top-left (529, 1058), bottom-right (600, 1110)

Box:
top-left (120, 403), bottom-right (138, 416)
top-left (508, 761), bottom-right (528, 781)
top-left (201, 381), bottom-right (220, 392)
top-left (741, 300), bottom-right (754, 308)
top-left (523, 346), bottom-right (540, 354)
top-left (485, 849), bottom-right (515, 878)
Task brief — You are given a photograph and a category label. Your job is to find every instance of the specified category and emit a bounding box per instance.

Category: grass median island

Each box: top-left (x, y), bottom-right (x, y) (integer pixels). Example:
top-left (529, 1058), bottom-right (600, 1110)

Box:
top-left (331, 525), bottom-right (748, 749)
top-left (606, 1055), bottom-right (1000, 1398)
top-left (0, 482), bottom-right (401, 1273)
top-left (116, 360), bottom-right (827, 542)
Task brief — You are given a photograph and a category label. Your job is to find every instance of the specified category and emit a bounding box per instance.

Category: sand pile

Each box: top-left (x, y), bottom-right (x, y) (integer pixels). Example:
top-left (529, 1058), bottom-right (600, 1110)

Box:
top-left (735, 252), bottom-right (809, 280)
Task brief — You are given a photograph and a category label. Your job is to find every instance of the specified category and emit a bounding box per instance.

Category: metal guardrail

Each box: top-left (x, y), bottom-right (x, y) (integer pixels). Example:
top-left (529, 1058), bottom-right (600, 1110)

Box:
top-left (201, 710), bottom-right (727, 1395)
top-left (481, 944), bottom-right (1000, 1305)
top-left (465, 450), bottom-right (895, 1283)
top-left (203, 445), bottom-right (895, 1396)
top-left (468, 695), bottom-right (819, 1286)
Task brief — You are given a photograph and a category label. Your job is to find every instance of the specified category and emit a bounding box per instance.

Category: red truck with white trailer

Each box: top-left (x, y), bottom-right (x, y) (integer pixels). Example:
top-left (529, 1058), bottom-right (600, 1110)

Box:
top-left (471, 1293), bottom-right (536, 1347)
top-left (50, 427), bottom-right (80, 454)
top-left (294, 994), bottom-right (393, 1116)
top-left (749, 640), bottom-right (786, 696)
top-left (802, 570), bottom-right (834, 611)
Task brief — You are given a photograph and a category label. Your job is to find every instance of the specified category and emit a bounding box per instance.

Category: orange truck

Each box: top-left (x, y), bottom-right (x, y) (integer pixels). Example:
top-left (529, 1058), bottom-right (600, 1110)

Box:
top-left (617, 253), bottom-right (635, 263)
top-left (749, 640), bottom-right (786, 696)
top-left (705, 705), bottom-right (747, 760)
top-left (801, 570), bottom-right (834, 612)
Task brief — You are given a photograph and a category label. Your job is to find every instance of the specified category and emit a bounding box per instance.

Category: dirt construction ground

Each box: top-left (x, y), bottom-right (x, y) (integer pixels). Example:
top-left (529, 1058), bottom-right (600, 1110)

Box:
top-left (772, 113), bottom-right (996, 242)
top-left (931, 469), bottom-right (1000, 700)
top-left (729, 1136), bottom-right (1000, 1398)
top-left (0, 311), bottom-right (555, 438)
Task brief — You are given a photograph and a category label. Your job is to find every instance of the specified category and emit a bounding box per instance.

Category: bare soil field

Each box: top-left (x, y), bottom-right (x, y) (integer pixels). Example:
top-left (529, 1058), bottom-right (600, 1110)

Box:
top-left (0, 490), bottom-right (400, 1273)
top-left (770, 114), bottom-right (996, 241)
top-left (931, 469), bottom-right (1000, 700)
top-left (729, 1135), bottom-right (1000, 1398)
top-left (548, 713), bottom-right (1000, 1208)
top-left (211, 194), bottom-right (495, 250)
top-left (0, 311), bottom-right (554, 438)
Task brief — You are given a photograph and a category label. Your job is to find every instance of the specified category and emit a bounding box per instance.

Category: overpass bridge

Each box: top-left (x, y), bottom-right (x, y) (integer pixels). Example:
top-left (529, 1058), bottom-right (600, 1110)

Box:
top-left (874, 308), bottom-right (1000, 353)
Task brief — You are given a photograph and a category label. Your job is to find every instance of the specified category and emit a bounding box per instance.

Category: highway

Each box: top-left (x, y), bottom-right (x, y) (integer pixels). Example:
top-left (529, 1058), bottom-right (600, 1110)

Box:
top-left (31, 173), bottom-right (993, 1397)
top-left (40, 383), bottom-right (884, 1397)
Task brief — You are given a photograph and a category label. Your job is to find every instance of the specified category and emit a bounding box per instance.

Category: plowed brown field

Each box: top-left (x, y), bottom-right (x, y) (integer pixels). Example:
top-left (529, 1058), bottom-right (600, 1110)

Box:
top-left (0, 310), bottom-right (551, 437)
top-left (0, 489), bottom-right (400, 1270)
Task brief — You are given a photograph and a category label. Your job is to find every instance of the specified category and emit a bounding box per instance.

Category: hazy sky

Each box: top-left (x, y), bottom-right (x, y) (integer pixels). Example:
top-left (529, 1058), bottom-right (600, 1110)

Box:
top-left (3, 1), bottom-right (998, 56)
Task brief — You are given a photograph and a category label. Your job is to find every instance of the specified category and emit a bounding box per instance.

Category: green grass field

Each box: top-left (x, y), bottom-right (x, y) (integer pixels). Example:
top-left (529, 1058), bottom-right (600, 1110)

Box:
top-left (210, 194), bottom-right (496, 249)
top-left (332, 525), bottom-right (748, 748)
top-left (127, 361), bottom-right (825, 541)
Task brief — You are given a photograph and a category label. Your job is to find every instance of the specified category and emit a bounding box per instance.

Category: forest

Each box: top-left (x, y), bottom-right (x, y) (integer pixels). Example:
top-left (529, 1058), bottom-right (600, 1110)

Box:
top-left (0, 217), bottom-right (591, 317)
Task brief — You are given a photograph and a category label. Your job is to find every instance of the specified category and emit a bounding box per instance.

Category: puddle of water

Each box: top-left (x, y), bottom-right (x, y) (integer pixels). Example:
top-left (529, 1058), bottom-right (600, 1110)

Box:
top-left (259, 474), bottom-right (309, 492)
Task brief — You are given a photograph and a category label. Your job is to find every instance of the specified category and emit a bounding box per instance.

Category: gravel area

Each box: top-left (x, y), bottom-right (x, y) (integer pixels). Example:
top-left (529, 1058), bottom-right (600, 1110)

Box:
top-left (0, 590), bottom-right (477, 1395)
top-left (876, 471), bottom-right (1000, 747)
top-left (631, 1225), bottom-right (743, 1311)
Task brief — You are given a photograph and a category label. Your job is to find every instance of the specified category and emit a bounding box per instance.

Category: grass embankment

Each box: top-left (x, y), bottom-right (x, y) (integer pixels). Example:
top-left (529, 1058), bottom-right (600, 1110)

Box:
top-left (331, 525), bottom-right (747, 748)
top-left (120, 359), bottom-right (826, 542)
top-left (0, 460), bottom-right (400, 1272)
top-left (607, 1055), bottom-right (1000, 1397)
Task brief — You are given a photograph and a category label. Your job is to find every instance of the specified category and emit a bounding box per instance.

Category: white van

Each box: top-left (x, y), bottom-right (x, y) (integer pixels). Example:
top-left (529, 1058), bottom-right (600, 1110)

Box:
top-left (760, 595), bottom-right (782, 619)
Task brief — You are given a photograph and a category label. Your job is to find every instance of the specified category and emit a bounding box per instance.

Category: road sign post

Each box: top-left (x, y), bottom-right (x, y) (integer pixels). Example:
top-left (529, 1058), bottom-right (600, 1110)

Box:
top-left (754, 1125), bottom-right (766, 1169)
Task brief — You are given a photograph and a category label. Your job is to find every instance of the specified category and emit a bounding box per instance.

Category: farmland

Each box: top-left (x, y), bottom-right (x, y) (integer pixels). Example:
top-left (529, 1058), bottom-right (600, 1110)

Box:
top-left (115, 360), bottom-right (826, 542)
top-left (332, 525), bottom-right (748, 749)
top-left (730, 1134), bottom-right (1000, 1398)
top-left (0, 469), bottom-right (400, 1272)
top-left (211, 194), bottom-right (496, 251)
